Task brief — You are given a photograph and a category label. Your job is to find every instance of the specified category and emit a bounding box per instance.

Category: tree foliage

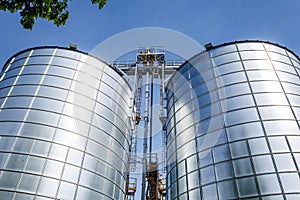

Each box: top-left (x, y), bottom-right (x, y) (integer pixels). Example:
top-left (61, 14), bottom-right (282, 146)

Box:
top-left (0, 0), bottom-right (107, 30)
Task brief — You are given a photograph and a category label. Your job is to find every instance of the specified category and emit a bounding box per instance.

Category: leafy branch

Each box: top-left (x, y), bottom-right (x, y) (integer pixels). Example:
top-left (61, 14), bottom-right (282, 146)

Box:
top-left (0, 0), bottom-right (107, 30)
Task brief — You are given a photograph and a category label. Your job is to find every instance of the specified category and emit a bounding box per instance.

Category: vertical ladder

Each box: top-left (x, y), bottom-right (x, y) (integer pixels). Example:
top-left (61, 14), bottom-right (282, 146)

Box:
top-left (135, 74), bottom-right (143, 125)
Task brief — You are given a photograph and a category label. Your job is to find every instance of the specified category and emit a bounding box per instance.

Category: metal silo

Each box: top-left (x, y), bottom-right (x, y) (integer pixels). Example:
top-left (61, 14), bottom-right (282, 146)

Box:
top-left (0, 47), bottom-right (132, 200)
top-left (166, 41), bottom-right (300, 199)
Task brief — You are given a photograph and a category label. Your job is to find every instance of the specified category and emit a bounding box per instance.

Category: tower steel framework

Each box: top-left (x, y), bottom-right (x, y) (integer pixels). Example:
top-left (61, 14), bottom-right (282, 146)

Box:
top-left (118, 47), bottom-right (182, 200)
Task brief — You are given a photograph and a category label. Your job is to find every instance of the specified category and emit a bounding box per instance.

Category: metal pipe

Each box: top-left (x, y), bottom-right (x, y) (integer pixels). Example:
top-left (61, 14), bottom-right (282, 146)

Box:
top-left (141, 71), bottom-right (150, 200)
top-left (149, 74), bottom-right (154, 161)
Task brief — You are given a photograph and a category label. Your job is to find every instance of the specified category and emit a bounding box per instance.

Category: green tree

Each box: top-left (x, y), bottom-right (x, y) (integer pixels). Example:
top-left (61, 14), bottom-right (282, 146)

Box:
top-left (0, 0), bottom-right (107, 30)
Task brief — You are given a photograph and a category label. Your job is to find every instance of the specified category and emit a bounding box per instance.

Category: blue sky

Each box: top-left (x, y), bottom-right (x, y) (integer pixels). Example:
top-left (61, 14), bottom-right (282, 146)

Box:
top-left (1, 0), bottom-right (300, 69)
